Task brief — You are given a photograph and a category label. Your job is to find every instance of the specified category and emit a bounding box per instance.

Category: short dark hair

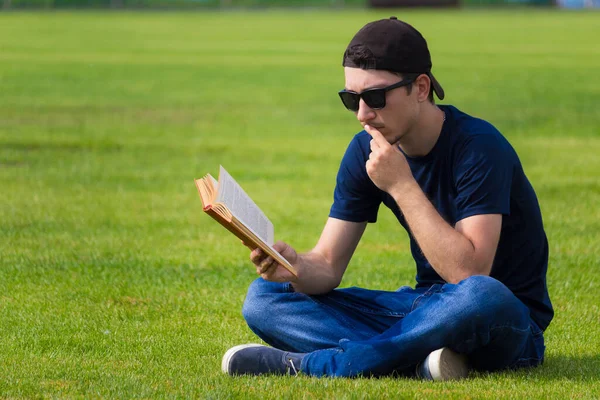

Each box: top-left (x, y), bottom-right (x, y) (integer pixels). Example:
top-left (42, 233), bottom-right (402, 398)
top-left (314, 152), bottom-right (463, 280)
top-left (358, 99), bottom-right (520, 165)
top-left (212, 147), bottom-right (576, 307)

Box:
top-left (343, 44), bottom-right (378, 70)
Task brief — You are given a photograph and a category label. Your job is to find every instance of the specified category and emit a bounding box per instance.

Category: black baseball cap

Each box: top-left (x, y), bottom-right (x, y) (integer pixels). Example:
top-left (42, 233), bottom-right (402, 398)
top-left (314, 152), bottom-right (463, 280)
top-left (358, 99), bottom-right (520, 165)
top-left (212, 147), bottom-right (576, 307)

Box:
top-left (343, 16), bottom-right (445, 100)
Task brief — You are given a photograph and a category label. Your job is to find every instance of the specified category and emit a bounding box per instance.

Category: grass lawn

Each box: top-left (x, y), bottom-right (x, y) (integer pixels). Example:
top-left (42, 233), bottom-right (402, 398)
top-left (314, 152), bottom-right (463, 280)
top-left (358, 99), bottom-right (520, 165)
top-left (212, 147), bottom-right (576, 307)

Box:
top-left (0, 9), bottom-right (599, 398)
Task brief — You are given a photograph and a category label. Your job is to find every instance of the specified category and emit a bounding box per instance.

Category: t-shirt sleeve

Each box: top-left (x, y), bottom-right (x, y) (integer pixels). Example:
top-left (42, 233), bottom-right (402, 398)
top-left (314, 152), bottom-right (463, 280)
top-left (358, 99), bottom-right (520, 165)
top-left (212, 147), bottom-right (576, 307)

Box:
top-left (329, 134), bottom-right (382, 223)
top-left (453, 133), bottom-right (514, 221)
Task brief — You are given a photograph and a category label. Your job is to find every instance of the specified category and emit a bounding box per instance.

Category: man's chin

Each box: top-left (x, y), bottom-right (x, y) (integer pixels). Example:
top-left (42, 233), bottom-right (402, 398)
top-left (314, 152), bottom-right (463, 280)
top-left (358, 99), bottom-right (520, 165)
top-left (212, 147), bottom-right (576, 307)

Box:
top-left (386, 133), bottom-right (402, 145)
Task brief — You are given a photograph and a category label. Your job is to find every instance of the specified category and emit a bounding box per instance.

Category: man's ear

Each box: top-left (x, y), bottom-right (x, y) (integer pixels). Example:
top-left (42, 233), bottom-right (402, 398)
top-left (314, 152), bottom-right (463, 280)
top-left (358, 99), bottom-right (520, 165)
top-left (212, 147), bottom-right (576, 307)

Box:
top-left (415, 74), bottom-right (432, 102)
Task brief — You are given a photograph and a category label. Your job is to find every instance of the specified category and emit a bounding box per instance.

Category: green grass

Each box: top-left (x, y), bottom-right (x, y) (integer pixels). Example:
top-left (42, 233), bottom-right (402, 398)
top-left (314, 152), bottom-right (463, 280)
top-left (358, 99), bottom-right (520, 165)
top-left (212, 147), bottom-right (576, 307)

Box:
top-left (6, 0), bottom-right (367, 10)
top-left (0, 9), bottom-right (599, 398)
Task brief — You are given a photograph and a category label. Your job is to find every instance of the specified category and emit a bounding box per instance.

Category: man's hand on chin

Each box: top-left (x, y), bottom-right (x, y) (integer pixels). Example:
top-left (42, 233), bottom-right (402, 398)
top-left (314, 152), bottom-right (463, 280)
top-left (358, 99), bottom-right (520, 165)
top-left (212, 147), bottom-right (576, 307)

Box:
top-left (364, 124), bottom-right (415, 194)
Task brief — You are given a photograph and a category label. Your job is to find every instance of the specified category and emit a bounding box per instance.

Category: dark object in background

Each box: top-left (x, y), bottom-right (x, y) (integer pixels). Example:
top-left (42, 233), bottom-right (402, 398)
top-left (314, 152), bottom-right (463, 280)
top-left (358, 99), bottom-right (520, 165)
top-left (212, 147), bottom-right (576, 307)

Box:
top-left (369, 0), bottom-right (459, 7)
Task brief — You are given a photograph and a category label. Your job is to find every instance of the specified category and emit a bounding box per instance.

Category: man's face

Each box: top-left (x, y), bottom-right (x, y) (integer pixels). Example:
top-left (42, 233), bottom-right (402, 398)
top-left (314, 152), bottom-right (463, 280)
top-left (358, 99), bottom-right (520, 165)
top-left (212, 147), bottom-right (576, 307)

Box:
top-left (343, 67), bottom-right (419, 144)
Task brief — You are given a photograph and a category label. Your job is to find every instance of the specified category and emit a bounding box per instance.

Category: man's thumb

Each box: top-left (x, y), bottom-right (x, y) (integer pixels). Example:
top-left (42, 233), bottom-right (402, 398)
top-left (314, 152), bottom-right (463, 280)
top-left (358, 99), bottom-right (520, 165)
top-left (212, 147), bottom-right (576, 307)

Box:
top-left (273, 241), bottom-right (287, 252)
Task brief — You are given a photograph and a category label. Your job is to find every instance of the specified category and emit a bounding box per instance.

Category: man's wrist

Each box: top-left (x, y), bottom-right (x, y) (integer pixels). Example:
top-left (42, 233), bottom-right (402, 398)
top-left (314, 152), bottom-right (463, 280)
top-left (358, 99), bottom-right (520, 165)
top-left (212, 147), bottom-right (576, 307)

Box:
top-left (388, 178), bottom-right (420, 205)
top-left (286, 253), bottom-right (304, 284)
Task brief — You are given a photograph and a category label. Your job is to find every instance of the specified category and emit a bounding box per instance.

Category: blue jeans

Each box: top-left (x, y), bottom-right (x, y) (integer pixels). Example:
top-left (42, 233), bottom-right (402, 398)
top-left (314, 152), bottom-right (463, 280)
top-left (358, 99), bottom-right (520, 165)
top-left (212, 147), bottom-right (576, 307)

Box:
top-left (242, 275), bottom-right (546, 377)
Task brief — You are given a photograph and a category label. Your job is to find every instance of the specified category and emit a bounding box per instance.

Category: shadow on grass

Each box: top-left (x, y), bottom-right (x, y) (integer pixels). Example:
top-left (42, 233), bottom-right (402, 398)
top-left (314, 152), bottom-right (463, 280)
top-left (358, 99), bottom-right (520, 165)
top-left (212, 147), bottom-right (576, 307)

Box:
top-left (533, 354), bottom-right (600, 380)
top-left (468, 354), bottom-right (600, 382)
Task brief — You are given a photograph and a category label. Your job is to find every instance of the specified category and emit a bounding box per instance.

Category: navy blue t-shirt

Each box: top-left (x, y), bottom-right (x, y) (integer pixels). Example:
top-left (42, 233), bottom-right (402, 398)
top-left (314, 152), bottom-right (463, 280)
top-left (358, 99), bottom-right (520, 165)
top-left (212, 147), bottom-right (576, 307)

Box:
top-left (330, 105), bottom-right (553, 331)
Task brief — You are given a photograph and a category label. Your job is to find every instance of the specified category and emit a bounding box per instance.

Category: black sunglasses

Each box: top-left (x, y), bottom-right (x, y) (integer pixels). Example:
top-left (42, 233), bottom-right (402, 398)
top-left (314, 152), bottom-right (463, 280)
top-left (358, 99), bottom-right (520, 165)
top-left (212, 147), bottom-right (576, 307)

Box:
top-left (338, 76), bottom-right (417, 112)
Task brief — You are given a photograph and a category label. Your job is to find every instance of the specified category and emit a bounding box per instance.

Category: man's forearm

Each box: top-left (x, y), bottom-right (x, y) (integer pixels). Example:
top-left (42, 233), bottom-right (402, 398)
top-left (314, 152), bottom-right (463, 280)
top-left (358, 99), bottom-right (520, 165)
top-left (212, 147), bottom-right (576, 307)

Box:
top-left (389, 181), bottom-right (483, 283)
top-left (290, 251), bottom-right (341, 295)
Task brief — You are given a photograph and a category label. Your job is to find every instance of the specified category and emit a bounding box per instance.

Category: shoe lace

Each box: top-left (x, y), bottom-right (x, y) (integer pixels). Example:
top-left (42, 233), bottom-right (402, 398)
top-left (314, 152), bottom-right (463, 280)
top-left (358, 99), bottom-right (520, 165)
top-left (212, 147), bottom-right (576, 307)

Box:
top-left (288, 358), bottom-right (298, 375)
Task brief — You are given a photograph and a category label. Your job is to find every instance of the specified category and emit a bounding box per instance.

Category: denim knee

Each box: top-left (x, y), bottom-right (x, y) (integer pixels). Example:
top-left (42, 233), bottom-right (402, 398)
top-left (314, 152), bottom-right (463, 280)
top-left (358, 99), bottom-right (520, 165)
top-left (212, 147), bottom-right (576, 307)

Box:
top-left (454, 275), bottom-right (528, 325)
top-left (242, 278), bottom-right (289, 330)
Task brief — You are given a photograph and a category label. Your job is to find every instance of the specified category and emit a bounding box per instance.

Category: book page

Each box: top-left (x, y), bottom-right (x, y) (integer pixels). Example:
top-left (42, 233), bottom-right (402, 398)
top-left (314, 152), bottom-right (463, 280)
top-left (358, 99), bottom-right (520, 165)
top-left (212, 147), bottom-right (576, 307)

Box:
top-left (209, 175), bottom-right (218, 191)
top-left (215, 166), bottom-right (274, 245)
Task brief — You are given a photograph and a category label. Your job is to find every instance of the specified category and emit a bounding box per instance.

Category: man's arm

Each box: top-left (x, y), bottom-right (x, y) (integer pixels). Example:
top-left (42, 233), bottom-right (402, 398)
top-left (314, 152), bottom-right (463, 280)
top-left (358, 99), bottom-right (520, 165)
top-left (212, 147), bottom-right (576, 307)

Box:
top-left (249, 218), bottom-right (367, 295)
top-left (389, 181), bottom-right (501, 283)
top-left (365, 124), bottom-right (501, 283)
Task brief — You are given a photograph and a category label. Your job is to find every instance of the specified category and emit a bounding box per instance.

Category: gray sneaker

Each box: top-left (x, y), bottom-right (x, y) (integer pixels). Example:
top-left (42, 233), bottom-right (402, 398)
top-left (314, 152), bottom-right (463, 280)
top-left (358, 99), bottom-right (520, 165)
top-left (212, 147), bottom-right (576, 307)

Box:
top-left (416, 347), bottom-right (469, 381)
top-left (222, 344), bottom-right (304, 376)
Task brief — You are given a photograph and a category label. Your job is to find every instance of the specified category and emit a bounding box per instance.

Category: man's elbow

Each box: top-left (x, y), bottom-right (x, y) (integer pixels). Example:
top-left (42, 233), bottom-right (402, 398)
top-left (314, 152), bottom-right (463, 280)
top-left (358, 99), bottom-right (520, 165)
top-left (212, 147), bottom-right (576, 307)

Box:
top-left (319, 274), bottom-right (343, 293)
top-left (292, 268), bottom-right (342, 295)
top-left (294, 277), bottom-right (340, 295)
top-left (446, 262), bottom-right (492, 284)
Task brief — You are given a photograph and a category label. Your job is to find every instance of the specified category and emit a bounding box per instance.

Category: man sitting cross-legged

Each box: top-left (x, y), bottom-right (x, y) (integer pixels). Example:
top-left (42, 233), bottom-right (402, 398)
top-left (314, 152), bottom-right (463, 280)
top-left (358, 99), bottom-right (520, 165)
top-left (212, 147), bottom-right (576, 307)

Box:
top-left (221, 17), bottom-right (553, 380)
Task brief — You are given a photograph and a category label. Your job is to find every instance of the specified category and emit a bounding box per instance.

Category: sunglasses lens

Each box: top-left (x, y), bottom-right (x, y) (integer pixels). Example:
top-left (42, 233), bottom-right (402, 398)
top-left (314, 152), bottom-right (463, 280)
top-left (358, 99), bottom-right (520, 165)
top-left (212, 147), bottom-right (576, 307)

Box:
top-left (339, 91), bottom-right (359, 112)
top-left (362, 89), bottom-right (386, 110)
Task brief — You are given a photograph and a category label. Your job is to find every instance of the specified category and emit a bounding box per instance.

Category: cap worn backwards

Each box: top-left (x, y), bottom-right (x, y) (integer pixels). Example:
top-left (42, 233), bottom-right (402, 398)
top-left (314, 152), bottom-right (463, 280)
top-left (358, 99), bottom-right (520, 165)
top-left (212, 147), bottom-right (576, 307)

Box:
top-left (342, 16), bottom-right (445, 100)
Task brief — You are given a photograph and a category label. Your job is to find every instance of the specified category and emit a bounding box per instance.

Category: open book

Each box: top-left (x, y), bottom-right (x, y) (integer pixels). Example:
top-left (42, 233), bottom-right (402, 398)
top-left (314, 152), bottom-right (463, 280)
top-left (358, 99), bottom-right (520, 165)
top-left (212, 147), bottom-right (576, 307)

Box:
top-left (194, 166), bottom-right (298, 276)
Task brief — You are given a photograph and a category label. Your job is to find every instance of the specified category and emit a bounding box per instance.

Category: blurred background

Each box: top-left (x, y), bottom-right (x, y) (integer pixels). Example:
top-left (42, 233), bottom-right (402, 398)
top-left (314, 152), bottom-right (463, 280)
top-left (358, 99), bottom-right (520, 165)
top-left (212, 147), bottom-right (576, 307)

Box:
top-left (3, 0), bottom-right (600, 10)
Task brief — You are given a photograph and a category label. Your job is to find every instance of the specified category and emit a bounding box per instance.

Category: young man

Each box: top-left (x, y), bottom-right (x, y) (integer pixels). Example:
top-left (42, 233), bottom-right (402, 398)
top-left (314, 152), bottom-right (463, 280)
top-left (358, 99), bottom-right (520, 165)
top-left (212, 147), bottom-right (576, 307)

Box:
top-left (221, 17), bottom-right (553, 380)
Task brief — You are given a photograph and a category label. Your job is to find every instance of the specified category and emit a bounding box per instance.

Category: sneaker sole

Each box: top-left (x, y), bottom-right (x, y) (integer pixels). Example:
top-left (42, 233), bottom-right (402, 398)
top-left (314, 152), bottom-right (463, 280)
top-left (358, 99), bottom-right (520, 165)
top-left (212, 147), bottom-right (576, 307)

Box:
top-left (427, 348), bottom-right (469, 381)
top-left (221, 344), bottom-right (264, 374)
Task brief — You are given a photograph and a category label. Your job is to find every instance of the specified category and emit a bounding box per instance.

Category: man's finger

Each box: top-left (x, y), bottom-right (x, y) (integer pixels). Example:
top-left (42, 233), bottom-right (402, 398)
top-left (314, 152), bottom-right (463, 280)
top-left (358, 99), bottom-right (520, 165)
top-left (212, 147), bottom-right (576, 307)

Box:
top-left (365, 125), bottom-right (390, 148)
top-left (369, 138), bottom-right (380, 151)
top-left (260, 256), bottom-right (274, 269)
top-left (258, 259), bottom-right (275, 274)
top-left (257, 264), bottom-right (270, 275)
top-left (250, 248), bottom-right (264, 263)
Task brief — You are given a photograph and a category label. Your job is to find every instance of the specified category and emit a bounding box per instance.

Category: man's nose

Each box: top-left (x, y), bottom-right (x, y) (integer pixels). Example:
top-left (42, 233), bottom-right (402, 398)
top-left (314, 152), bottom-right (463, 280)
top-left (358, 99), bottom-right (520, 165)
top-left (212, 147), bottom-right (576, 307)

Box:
top-left (356, 99), bottom-right (376, 124)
